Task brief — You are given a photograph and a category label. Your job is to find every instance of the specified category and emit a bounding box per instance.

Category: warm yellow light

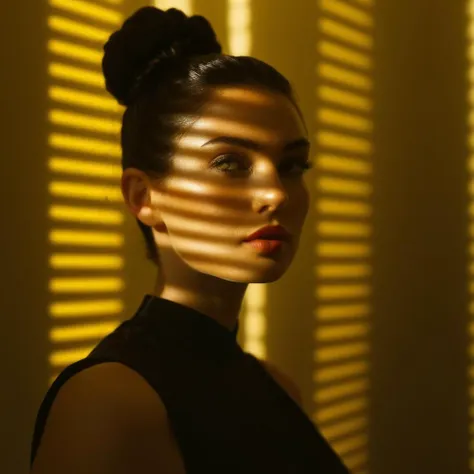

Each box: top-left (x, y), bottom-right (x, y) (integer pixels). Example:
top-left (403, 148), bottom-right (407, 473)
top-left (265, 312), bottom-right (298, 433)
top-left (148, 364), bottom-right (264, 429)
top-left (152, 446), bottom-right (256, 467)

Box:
top-left (322, 416), bottom-right (368, 439)
top-left (314, 360), bottom-right (369, 383)
top-left (227, 0), bottom-right (252, 56)
top-left (317, 131), bottom-right (373, 154)
top-left (317, 221), bottom-right (372, 238)
top-left (317, 63), bottom-right (372, 91)
top-left (154, 0), bottom-right (192, 14)
top-left (48, 157), bottom-right (121, 180)
top-left (50, 321), bottom-right (120, 343)
top-left (318, 108), bottom-right (373, 132)
top-left (317, 153), bottom-right (372, 175)
top-left (344, 451), bottom-right (368, 471)
top-left (317, 198), bottom-right (372, 217)
top-left (243, 311), bottom-right (266, 339)
top-left (49, 205), bottom-right (123, 225)
top-left (245, 340), bottom-right (266, 359)
top-left (318, 85), bottom-right (372, 111)
top-left (317, 242), bottom-right (371, 258)
top-left (319, 18), bottom-right (373, 49)
top-left (49, 277), bottom-right (124, 293)
top-left (317, 176), bottom-right (372, 196)
top-left (48, 16), bottom-right (112, 43)
top-left (314, 396), bottom-right (368, 422)
top-left (318, 41), bottom-right (372, 69)
top-left (315, 379), bottom-right (368, 403)
top-left (332, 433), bottom-right (368, 456)
top-left (317, 303), bottom-right (371, 320)
top-left (49, 0), bottom-right (123, 26)
top-left (319, 0), bottom-right (374, 28)
top-left (49, 86), bottom-right (122, 113)
top-left (468, 87), bottom-right (474, 106)
top-left (49, 133), bottom-right (121, 158)
top-left (317, 284), bottom-right (371, 300)
top-left (243, 283), bottom-right (267, 359)
top-left (49, 110), bottom-right (121, 135)
top-left (48, 39), bottom-right (102, 65)
top-left (49, 253), bottom-right (124, 270)
top-left (49, 299), bottom-right (124, 318)
top-left (49, 346), bottom-right (96, 367)
top-left (49, 229), bottom-right (124, 247)
top-left (49, 181), bottom-right (122, 202)
top-left (316, 323), bottom-right (370, 341)
top-left (49, 63), bottom-right (105, 88)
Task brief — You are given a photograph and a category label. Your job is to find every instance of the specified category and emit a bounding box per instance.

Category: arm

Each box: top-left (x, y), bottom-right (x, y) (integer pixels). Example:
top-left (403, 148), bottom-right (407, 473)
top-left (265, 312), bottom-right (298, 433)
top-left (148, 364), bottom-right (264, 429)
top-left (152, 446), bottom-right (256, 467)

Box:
top-left (31, 362), bottom-right (186, 474)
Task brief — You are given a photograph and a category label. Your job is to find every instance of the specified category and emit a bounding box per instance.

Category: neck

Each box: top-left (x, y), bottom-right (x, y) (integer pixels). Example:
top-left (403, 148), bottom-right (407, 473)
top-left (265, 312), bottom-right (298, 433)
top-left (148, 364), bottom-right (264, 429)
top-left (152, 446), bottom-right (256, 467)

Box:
top-left (152, 254), bottom-right (248, 332)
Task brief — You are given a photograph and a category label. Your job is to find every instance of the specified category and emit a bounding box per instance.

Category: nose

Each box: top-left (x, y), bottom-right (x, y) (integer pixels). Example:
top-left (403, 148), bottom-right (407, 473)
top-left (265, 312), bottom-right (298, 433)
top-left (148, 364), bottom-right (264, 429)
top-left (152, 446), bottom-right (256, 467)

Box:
top-left (252, 174), bottom-right (289, 215)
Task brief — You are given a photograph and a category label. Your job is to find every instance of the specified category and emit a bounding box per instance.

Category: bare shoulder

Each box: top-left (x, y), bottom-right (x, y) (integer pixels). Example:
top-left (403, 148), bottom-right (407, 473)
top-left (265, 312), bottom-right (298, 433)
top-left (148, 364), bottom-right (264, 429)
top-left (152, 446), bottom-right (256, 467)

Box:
top-left (256, 358), bottom-right (304, 408)
top-left (31, 362), bottom-right (186, 474)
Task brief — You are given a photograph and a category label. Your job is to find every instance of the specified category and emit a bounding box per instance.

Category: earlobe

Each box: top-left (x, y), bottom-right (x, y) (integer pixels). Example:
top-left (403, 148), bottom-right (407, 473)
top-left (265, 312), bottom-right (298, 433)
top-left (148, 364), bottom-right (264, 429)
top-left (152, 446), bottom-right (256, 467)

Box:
top-left (136, 206), bottom-right (156, 226)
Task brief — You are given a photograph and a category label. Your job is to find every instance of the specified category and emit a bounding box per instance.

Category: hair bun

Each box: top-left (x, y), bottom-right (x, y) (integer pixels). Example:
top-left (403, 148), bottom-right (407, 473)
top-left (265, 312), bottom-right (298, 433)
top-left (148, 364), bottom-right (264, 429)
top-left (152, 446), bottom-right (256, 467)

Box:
top-left (102, 6), bottom-right (222, 106)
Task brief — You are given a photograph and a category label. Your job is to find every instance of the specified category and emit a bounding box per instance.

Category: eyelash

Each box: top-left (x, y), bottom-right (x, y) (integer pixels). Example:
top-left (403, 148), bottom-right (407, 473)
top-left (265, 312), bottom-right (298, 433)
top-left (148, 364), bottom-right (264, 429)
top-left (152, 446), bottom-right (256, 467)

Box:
top-left (210, 154), bottom-right (313, 176)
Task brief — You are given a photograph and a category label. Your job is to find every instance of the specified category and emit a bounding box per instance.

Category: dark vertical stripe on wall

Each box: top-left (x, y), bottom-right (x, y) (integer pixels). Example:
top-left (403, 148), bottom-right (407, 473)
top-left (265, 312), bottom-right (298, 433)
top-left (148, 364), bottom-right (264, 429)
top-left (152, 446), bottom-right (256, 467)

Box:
top-left (371, 0), bottom-right (469, 473)
top-left (1, 3), bottom-right (50, 474)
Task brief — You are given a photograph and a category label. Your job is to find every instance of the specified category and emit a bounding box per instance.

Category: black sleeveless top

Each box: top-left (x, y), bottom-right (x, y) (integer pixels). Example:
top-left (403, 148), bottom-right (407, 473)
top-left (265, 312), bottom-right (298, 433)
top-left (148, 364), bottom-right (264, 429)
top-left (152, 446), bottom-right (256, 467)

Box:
top-left (30, 294), bottom-right (350, 473)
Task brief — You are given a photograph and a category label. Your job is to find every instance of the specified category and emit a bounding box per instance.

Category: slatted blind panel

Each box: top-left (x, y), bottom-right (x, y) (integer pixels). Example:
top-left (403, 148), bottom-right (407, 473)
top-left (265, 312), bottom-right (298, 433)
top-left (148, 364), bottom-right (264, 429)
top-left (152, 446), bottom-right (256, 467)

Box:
top-left (46, 0), bottom-right (126, 386)
top-left (314, 0), bottom-right (374, 472)
top-left (468, 2), bottom-right (474, 470)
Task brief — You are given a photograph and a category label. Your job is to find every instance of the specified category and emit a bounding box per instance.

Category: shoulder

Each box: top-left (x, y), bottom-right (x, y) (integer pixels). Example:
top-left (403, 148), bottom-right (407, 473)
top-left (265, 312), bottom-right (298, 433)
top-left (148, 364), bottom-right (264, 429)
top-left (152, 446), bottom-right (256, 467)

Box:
top-left (31, 362), bottom-right (185, 474)
top-left (257, 358), bottom-right (303, 408)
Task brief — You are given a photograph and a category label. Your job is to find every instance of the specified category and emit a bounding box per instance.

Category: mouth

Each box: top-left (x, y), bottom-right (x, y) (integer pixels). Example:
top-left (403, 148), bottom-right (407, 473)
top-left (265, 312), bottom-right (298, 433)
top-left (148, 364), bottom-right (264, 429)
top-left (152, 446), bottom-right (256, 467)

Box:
top-left (243, 225), bottom-right (292, 243)
top-left (243, 239), bottom-right (285, 255)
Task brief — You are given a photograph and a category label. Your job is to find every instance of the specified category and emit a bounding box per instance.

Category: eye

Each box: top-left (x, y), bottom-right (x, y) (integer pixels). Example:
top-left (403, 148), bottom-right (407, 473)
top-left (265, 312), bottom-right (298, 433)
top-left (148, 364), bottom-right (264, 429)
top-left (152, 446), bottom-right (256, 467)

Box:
top-left (280, 158), bottom-right (314, 175)
top-left (210, 154), bottom-right (251, 175)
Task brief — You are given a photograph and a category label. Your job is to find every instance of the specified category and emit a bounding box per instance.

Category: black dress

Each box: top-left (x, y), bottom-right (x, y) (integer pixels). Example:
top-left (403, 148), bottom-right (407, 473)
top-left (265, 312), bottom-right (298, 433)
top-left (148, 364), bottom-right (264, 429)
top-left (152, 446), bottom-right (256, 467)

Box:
top-left (30, 294), bottom-right (350, 473)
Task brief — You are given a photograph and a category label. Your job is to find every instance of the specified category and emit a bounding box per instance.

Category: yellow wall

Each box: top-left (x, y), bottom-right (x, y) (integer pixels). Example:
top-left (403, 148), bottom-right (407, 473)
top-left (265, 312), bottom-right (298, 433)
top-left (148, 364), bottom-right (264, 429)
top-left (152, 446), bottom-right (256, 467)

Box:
top-left (3, 1), bottom-right (474, 474)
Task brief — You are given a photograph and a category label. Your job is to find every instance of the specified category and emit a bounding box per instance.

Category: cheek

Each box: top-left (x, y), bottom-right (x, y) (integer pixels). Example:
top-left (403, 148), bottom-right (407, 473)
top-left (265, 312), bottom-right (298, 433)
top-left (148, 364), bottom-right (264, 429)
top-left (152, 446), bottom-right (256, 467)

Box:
top-left (289, 183), bottom-right (310, 217)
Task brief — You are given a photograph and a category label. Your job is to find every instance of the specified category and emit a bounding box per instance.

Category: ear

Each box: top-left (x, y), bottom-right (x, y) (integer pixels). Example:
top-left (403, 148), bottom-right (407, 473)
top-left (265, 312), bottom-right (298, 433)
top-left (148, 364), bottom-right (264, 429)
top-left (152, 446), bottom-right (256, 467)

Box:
top-left (120, 168), bottom-right (165, 228)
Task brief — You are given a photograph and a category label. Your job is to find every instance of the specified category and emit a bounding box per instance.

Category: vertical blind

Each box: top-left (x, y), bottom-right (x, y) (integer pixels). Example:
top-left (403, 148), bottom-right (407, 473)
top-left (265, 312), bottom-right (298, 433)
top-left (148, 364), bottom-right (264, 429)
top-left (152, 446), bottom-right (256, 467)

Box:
top-left (314, 0), bottom-right (374, 472)
top-left (46, 0), bottom-right (126, 386)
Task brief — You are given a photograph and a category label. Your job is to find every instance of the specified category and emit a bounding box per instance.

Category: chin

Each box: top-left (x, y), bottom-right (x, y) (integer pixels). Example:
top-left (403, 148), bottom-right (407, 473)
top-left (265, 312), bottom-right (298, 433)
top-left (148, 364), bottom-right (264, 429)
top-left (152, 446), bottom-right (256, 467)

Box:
top-left (182, 252), bottom-right (294, 284)
top-left (212, 265), bottom-right (290, 284)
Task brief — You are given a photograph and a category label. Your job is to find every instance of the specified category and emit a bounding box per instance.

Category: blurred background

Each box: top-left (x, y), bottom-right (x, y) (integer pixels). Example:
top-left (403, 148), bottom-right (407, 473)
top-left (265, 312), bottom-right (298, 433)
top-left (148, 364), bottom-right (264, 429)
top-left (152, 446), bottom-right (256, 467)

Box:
top-left (1, 0), bottom-right (472, 473)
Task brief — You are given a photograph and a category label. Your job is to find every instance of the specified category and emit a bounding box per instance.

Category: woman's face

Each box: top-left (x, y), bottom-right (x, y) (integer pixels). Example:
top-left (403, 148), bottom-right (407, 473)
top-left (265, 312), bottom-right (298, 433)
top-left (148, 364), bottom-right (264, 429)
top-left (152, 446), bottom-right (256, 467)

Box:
top-left (148, 86), bottom-right (311, 284)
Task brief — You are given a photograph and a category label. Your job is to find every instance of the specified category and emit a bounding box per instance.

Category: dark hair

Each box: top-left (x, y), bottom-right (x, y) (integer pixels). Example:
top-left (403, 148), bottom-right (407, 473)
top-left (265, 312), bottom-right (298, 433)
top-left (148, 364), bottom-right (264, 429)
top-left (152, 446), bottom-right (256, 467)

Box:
top-left (102, 6), bottom-right (302, 267)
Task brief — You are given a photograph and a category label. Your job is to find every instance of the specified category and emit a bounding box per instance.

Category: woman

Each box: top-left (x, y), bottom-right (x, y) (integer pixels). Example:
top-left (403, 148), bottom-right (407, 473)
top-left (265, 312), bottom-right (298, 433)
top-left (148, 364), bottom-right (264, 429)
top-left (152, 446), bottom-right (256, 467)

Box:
top-left (30, 6), bottom-right (350, 474)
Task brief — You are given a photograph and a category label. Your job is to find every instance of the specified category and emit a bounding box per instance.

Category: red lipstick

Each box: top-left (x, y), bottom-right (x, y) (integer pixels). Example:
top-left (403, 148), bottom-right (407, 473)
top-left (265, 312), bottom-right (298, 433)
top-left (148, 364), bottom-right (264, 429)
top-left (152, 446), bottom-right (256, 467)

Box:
top-left (243, 225), bottom-right (291, 254)
top-left (244, 225), bottom-right (291, 242)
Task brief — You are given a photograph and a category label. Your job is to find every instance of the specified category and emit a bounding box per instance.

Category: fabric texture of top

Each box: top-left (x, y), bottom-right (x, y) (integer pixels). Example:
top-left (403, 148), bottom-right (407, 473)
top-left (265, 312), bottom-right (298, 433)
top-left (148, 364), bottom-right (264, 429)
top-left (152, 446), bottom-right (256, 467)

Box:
top-left (30, 294), bottom-right (351, 473)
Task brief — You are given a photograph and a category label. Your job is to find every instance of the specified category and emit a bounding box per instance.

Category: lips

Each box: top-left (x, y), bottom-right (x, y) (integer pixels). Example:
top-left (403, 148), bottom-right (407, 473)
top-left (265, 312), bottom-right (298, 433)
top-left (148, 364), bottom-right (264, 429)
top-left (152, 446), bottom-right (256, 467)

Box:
top-left (244, 225), bottom-right (291, 242)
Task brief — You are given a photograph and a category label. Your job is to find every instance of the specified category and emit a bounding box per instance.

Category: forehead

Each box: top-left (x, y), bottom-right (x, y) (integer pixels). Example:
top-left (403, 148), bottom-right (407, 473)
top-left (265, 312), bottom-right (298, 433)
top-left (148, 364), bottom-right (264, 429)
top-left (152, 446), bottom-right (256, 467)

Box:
top-left (181, 86), bottom-right (307, 149)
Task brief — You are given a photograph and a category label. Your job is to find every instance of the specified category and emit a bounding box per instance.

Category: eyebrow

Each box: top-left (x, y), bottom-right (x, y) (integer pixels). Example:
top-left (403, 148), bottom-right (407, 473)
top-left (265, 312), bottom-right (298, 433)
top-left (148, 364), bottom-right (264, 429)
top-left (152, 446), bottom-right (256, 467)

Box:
top-left (200, 136), bottom-right (310, 153)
